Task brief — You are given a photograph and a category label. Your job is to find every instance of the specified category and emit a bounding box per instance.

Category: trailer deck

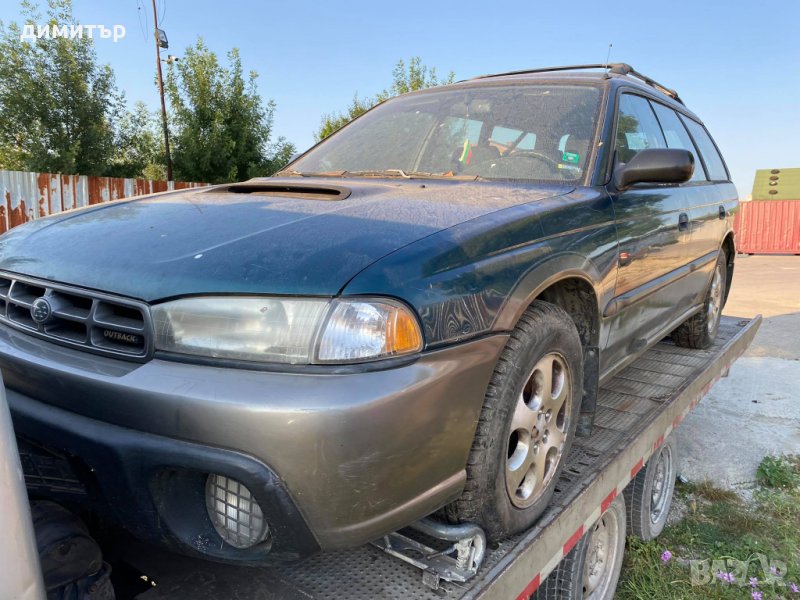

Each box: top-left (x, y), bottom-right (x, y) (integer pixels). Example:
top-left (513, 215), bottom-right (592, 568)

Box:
top-left (127, 315), bottom-right (760, 600)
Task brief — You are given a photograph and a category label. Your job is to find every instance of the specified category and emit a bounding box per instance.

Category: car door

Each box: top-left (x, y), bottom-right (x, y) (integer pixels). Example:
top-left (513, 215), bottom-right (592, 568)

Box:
top-left (678, 112), bottom-right (736, 260)
top-left (602, 93), bottom-right (692, 375)
top-left (649, 102), bottom-right (713, 261)
top-left (650, 103), bottom-right (735, 306)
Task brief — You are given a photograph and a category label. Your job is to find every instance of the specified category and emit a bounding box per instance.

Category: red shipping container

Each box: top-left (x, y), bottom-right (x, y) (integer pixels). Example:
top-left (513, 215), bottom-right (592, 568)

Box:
top-left (734, 200), bottom-right (800, 254)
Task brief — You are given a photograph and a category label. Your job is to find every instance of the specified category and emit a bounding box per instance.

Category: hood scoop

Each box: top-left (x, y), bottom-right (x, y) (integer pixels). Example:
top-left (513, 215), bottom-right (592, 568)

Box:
top-left (222, 182), bottom-right (351, 201)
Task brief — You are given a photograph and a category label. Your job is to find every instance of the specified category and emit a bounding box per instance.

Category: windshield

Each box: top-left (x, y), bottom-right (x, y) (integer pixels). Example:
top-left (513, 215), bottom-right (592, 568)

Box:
top-left (290, 83), bottom-right (601, 183)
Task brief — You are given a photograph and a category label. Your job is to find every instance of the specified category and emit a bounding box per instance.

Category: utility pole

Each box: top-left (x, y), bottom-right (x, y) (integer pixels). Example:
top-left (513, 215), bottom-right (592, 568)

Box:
top-left (151, 0), bottom-right (173, 181)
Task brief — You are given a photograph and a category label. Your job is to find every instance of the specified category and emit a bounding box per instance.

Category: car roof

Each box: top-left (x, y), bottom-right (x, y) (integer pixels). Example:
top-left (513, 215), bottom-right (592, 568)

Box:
top-left (438, 64), bottom-right (702, 123)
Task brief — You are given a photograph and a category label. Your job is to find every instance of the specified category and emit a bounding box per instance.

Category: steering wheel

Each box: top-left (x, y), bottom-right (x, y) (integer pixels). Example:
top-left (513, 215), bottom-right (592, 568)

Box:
top-left (505, 150), bottom-right (563, 177)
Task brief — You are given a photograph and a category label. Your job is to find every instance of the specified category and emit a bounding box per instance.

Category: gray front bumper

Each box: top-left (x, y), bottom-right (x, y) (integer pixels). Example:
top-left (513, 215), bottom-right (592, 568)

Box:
top-left (0, 323), bottom-right (507, 551)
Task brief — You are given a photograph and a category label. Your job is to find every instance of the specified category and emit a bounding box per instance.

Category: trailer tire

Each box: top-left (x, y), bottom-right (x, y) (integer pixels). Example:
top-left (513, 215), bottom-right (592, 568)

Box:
top-left (623, 436), bottom-right (677, 540)
top-left (533, 494), bottom-right (626, 600)
top-left (445, 300), bottom-right (583, 542)
top-left (672, 250), bottom-right (727, 349)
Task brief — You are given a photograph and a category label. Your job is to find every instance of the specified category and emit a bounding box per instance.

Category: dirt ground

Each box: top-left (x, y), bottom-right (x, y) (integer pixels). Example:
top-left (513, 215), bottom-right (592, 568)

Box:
top-left (673, 254), bottom-right (800, 494)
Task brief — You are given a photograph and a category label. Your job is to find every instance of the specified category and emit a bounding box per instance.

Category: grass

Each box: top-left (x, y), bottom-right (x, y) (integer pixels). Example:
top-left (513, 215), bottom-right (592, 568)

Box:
top-left (616, 455), bottom-right (800, 600)
top-left (757, 455), bottom-right (800, 490)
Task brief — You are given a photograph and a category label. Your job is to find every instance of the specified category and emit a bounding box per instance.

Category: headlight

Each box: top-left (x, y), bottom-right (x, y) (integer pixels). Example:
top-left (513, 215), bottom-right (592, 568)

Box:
top-left (152, 297), bottom-right (423, 365)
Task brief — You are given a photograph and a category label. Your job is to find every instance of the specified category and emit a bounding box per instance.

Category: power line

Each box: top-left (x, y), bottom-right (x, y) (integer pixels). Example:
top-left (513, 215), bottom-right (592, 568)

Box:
top-left (136, 0), bottom-right (149, 44)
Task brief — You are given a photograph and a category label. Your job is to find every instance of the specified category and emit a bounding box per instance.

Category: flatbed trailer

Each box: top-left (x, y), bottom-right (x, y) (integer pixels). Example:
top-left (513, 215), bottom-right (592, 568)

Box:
top-left (124, 315), bottom-right (760, 600)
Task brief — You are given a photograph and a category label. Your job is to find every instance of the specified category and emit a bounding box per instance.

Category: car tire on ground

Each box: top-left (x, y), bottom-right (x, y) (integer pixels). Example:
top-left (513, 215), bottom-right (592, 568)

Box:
top-left (445, 300), bottom-right (583, 541)
top-left (533, 494), bottom-right (627, 600)
top-left (623, 435), bottom-right (677, 541)
top-left (672, 250), bottom-right (728, 349)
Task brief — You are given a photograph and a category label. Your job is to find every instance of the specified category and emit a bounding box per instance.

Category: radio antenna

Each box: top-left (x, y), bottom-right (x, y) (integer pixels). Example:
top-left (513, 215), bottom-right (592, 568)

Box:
top-left (603, 43), bottom-right (613, 77)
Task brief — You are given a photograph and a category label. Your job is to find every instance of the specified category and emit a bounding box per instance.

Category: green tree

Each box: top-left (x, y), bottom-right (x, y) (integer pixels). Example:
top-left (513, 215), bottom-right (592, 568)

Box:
top-left (315, 57), bottom-right (455, 142)
top-left (106, 101), bottom-right (164, 179)
top-left (164, 39), bottom-right (294, 183)
top-left (0, 0), bottom-right (123, 174)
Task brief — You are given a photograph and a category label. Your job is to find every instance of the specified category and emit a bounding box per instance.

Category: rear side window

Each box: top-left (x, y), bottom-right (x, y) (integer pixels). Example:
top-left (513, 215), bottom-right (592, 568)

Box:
top-left (650, 102), bottom-right (706, 182)
top-left (615, 94), bottom-right (666, 164)
top-left (680, 117), bottom-right (729, 181)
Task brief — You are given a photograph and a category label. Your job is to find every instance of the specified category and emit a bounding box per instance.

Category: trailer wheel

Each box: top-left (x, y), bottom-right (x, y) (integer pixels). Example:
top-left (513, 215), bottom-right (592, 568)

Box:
top-left (533, 494), bottom-right (627, 600)
top-left (672, 250), bottom-right (728, 349)
top-left (623, 436), bottom-right (677, 540)
top-left (446, 300), bottom-right (583, 541)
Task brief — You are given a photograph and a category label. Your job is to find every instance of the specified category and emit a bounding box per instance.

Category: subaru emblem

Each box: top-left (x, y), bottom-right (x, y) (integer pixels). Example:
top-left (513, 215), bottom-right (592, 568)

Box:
top-left (30, 297), bottom-right (52, 324)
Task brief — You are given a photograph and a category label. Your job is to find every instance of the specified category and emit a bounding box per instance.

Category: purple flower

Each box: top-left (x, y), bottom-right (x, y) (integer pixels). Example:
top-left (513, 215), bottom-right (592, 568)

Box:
top-left (771, 566), bottom-right (781, 575)
top-left (750, 577), bottom-right (759, 588)
top-left (790, 582), bottom-right (799, 593)
top-left (661, 550), bottom-right (672, 563)
top-left (752, 592), bottom-right (762, 600)
top-left (717, 571), bottom-right (735, 584)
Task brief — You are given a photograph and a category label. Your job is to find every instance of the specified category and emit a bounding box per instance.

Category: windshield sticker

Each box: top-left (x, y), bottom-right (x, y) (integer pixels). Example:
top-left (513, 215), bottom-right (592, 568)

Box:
top-left (625, 132), bottom-right (648, 150)
top-left (561, 151), bottom-right (580, 164)
top-left (459, 139), bottom-right (473, 165)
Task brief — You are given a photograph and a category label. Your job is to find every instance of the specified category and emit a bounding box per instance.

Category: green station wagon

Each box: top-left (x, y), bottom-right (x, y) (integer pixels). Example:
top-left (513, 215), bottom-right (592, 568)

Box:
top-left (0, 64), bottom-right (735, 564)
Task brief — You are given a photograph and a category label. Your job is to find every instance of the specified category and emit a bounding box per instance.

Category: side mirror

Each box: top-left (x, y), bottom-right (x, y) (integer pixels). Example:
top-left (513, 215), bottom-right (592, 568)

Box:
top-left (613, 148), bottom-right (694, 190)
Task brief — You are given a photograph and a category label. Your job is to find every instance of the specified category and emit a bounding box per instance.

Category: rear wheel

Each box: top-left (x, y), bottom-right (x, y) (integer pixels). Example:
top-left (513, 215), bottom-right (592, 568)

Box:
top-left (446, 301), bottom-right (583, 541)
top-left (533, 494), bottom-right (627, 600)
top-left (624, 436), bottom-right (677, 540)
top-left (672, 250), bottom-right (727, 349)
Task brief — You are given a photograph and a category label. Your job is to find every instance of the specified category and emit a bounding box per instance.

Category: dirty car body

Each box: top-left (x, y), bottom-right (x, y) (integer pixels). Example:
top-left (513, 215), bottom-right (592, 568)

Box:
top-left (0, 66), bottom-right (736, 563)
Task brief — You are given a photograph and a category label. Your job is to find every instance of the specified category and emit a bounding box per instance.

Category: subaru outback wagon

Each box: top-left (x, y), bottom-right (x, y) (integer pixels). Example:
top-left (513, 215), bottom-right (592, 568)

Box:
top-left (0, 63), bottom-right (735, 564)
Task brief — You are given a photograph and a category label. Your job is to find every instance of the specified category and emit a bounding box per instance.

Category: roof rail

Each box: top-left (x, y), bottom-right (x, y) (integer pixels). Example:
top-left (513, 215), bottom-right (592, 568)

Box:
top-left (470, 63), bottom-right (684, 105)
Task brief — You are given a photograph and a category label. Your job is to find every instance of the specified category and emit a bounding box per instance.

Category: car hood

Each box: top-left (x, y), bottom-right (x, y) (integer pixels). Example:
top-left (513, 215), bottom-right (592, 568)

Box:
top-left (0, 178), bottom-right (570, 301)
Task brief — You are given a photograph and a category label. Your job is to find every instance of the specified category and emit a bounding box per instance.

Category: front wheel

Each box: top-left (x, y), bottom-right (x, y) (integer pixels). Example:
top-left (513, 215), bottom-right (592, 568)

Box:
top-left (445, 300), bottom-right (583, 541)
top-left (672, 250), bottom-right (728, 349)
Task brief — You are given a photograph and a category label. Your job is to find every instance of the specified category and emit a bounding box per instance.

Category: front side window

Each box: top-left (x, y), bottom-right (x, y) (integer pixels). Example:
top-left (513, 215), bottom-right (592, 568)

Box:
top-left (291, 84), bottom-right (602, 183)
top-left (615, 94), bottom-right (666, 164)
top-left (650, 102), bottom-right (707, 182)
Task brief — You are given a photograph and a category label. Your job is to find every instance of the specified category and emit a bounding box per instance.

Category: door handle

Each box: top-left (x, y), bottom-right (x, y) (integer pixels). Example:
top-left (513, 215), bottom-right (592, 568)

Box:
top-left (678, 213), bottom-right (689, 231)
top-left (719, 205), bottom-right (726, 219)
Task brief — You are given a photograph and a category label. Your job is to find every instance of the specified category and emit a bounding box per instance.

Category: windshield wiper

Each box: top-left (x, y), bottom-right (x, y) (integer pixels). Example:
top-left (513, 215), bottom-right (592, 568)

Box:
top-left (276, 168), bottom-right (483, 181)
top-left (346, 169), bottom-right (480, 181)
top-left (274, 169), bottom-right (349, 178)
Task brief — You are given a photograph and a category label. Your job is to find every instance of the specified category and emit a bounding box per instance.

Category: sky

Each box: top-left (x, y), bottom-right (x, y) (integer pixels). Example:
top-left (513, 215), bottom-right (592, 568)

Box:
top-left (1, 0), bottom-right (798, 197)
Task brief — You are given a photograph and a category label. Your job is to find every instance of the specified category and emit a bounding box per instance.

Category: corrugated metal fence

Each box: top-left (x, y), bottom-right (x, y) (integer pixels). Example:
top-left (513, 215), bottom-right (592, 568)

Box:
top-left (0, 170), bottom-right (207, 235)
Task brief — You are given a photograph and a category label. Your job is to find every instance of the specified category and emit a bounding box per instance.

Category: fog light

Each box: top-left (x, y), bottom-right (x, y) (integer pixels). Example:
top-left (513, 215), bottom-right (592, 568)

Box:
top-left (205, 474), bottom-right (269, 548)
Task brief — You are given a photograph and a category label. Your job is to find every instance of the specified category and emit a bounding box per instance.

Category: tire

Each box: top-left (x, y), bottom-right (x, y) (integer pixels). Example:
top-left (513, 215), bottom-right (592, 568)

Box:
top-left (445, 300), bottom-right (583, 541)
top-left (672, 250), bottom-right (728, 349)
top-left (623, 436), bottom-right (677, 540)
top-left (533, 494), bottom-right (627, 600)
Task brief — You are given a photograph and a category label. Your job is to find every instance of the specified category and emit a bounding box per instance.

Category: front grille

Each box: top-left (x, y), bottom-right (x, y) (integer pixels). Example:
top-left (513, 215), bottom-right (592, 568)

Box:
top-left (0, 272), bottom-right (152, 361)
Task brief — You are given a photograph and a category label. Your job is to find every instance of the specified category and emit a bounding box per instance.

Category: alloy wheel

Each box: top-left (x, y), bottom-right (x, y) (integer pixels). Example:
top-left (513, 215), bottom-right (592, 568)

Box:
top-left (707, 262), bottom-right (725, 333)
top-left (506, 353), bottom-right (572, 509)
